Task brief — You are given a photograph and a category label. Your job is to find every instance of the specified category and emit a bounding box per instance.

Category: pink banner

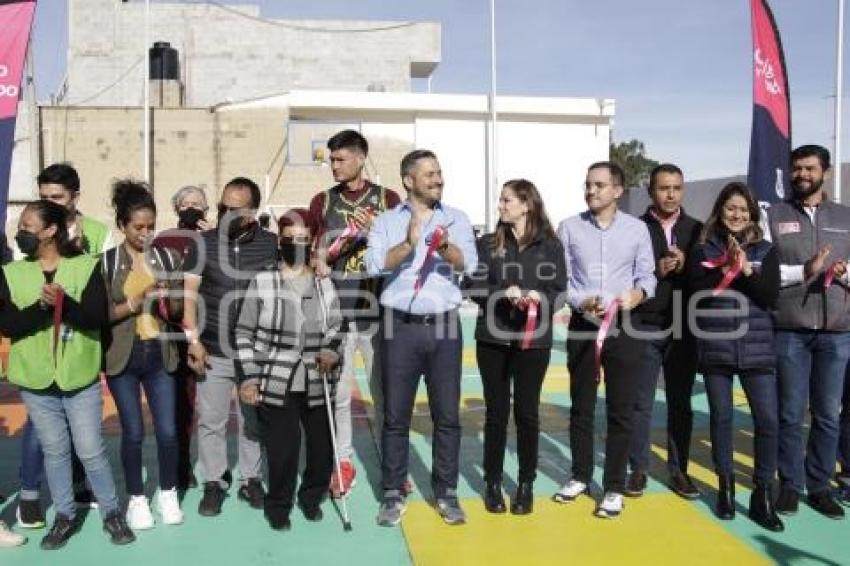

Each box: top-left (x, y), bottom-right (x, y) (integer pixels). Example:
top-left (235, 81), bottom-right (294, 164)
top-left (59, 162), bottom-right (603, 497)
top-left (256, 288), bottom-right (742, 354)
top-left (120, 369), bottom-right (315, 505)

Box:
top-left (751, 0), bottom-right (789, 138)
top-left (0, 1), bottom-right (36, 120)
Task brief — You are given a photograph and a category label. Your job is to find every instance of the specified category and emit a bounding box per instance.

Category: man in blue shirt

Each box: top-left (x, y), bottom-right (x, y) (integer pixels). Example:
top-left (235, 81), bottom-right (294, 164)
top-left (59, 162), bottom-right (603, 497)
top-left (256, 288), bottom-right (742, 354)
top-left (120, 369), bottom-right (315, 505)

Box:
top-left (552, 161), bottom-right (656, 519)
top-left (366, 149), bottom-right (477, 527)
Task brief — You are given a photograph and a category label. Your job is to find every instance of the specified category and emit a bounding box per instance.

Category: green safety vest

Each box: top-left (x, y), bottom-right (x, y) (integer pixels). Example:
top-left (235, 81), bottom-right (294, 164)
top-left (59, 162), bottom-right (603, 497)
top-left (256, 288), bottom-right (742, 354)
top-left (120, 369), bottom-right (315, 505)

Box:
top-left (79, 215), bottom-right (109, 256)
top-left (2, 255), bottom-right (102, 391)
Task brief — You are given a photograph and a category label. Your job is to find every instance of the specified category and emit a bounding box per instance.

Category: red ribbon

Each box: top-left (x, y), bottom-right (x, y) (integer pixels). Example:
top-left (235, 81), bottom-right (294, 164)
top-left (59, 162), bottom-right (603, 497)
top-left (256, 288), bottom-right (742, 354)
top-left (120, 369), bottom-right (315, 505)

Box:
top-left (413, 225), bottom-right (447, 294)
top-left (518, 297), bottom-right (539, 350)
top-left (53, 288), bottom-right (65, 361)
top-left (700, 252), bottom-right (743, 296)
top-left (594, 298), bottom-right (622, 382)
top-left (823, 261), bottom-right (846, 289)
top-left (157, 288), bottom-right (170, 321)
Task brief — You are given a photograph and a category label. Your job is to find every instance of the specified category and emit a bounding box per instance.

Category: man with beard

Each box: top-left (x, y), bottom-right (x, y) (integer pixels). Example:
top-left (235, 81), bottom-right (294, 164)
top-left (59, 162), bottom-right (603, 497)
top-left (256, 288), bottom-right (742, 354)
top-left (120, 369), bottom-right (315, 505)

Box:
top-left (766, 145), bottom-right (850, 519)
top-left (182, 177), bottom-right (278, 517)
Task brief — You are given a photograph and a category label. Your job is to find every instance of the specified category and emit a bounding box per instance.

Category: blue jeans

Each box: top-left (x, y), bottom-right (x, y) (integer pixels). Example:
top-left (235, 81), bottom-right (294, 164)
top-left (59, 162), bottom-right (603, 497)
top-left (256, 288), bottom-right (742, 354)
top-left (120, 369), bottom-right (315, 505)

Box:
top-left (704, 371), bottom-right (778, 484)
top-left (839, 362), bottom-right (850, 473)
top-left (107, 339), bottom-right (178, 495)
top-left (381, 310), bottom-right (462, 499)
top-left (775, 330), bottom-right (850, 494)
top-left (20, 381), bottom-right (119, 519)
top-left (19, 418), bottom-right (87, 500)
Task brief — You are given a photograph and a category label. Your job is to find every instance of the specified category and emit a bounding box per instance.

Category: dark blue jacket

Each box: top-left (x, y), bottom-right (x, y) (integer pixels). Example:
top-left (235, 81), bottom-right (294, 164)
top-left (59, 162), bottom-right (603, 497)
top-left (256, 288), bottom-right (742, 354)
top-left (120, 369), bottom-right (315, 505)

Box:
top-left (687, 235), bottom-right (779, 373)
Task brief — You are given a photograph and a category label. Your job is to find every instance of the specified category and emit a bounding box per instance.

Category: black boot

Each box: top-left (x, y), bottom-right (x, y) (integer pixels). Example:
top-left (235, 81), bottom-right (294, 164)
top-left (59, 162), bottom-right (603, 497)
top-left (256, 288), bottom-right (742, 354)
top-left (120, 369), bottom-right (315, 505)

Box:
top-left (484, 481), bottom-right (506, 514)
top-left (511, 482), bottom-right (534, 515)
top-left (716, 475), bottom-right (735, 520)
top-left (749, 483), bottom-right (784, 532)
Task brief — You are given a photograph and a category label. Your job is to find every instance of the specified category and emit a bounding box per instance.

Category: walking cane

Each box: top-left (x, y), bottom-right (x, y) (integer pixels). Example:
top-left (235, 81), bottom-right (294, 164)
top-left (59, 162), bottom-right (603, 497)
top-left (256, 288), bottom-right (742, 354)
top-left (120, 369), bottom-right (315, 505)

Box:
top-left (320, 366), bottom-right (353, 531)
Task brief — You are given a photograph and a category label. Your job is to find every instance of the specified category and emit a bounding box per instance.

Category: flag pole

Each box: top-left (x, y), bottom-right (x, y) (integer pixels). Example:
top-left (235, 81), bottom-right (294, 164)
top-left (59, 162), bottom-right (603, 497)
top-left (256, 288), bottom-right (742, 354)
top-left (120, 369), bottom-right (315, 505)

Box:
top-left (836, 0), bottom-right (845, 203)
top-left (143, 0), bottom-right (151, 184)
top-left (486, 0), bottom-right (498, 231)
top-left (832, 0), bottom-right (844, 203)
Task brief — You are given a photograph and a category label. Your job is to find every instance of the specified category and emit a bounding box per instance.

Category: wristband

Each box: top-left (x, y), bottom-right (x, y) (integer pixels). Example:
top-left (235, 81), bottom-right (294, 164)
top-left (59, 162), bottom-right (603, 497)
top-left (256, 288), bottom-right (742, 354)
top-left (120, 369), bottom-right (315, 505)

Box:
top-left (126, 297), bottom-right (136, 313)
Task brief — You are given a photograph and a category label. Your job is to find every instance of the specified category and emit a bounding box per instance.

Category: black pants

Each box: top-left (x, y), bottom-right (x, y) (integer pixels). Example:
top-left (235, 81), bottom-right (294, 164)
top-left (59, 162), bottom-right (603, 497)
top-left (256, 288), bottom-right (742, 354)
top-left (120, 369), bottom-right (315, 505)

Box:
top-left (629, 326), bottom-right (697, 475)
top-left (567, 316), bottom-right (644, 493)
top-left (258, 393), bottom-right (333, 521)
top-left (173, 351), bottom-right (197, 487)
top-left (477, 342), bottom-right (550, 483)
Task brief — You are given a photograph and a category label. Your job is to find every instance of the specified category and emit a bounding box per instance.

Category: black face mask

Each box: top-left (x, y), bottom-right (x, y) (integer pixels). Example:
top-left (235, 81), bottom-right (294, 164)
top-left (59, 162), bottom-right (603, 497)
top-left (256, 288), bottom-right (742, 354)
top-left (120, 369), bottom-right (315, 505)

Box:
top-left (15, 230), bottom-right (40, 258)
top-left (178, 208), bottom-right (205, 230)
top-left (218, 206), bottom-right (255, 240)
top-left (279, 240), bottom-right (311, 266)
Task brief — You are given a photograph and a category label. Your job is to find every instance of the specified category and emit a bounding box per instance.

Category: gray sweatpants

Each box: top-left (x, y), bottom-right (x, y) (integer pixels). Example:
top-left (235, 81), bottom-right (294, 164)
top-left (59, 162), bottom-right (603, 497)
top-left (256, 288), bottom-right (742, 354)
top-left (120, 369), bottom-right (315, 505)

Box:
top-left (197, 355), bottom-right (263, 487)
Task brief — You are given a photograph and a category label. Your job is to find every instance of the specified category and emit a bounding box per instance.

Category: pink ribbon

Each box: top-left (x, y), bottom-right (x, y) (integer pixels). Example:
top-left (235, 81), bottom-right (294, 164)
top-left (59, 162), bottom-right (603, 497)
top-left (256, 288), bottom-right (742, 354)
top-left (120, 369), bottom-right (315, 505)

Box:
top-left (157, 288), bottom-right (170, 321)
top-left (325, 207), bottom-right (375, 261)
top-left (594, 298), bottom-right (622, 382)
top-left (518, 297), bottom-right (539, 350)
top-left (413, 225), bottom-right (447, 294)
top-left (326, 222), bottom-right (359, 260)
top-left (823, 261), bottom-right (847, 289)
top-left (700, 252), bottom-right (743, 296)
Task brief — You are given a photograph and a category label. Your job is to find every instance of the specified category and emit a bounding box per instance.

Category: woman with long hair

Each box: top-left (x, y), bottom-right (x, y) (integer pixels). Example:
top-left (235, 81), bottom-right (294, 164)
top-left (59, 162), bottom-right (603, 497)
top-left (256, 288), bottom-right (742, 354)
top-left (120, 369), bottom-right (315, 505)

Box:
top-left (236, 209), bottom-right (345, 531)
top-left (103, 180), bottom-right (184, 529)
top-left (468, 179), bottom-right (567, 515)
top-left (687, 182), bottom-right (783, 531)
top-left (0, 200), bottom-right (134, 550)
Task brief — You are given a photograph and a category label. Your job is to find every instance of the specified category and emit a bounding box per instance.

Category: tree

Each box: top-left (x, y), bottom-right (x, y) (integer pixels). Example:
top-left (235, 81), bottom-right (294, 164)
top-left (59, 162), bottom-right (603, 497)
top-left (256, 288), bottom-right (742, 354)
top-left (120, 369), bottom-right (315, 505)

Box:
top-left (609, 139), bottom-right (659, 190)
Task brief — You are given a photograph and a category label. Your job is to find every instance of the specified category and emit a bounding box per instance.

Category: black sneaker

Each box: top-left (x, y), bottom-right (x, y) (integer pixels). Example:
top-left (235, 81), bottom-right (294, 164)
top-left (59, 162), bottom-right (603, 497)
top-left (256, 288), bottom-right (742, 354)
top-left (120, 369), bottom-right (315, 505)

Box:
top-left (266, 513), bottom-right (291, 531)
top-left (40, 515), bottom-right (77, 550)
top-left (775, 486), bottom-right (799, 516)
top-left (74, 488), bottom-right (98, 509)
top-left (669, 471), bottom-right (701, 500)
top-left (625, 472), bottom-right (647, 498)
top-left (838, 485), bottom-right (850, 507)
top-left (17, 498), bottom-right (46, 529)
top-left (806, 491), bottom-right (845, 520)
top-left (102, 512), bottom-right (135, 545)
top-left (237, 478), bottom-right (265, 509)
top-left (199, 482), bottom-right (227, 516)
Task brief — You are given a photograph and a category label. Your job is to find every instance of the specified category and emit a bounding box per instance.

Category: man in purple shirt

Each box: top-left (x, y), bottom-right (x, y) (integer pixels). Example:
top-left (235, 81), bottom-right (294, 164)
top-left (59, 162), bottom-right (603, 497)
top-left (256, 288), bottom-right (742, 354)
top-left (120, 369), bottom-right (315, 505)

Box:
top-left (552, 161), bottom-right (656, 519)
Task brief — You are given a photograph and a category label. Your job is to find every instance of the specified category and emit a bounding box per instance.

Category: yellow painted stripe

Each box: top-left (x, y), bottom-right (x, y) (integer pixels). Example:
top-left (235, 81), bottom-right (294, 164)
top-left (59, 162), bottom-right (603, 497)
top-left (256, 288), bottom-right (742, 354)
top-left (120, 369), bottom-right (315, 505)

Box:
top-left (402, 494), bottom-right (770, 566)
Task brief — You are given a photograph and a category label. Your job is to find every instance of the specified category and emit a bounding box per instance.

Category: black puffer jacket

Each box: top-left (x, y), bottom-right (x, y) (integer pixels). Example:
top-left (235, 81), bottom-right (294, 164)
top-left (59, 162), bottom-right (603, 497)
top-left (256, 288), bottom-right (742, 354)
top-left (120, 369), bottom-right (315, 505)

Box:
top-left (186, 224), bottom-right (278, 356)
top-left (687, 234), bottom-right (779, 373)
top-left (467, 230), bottom-right (567, 349)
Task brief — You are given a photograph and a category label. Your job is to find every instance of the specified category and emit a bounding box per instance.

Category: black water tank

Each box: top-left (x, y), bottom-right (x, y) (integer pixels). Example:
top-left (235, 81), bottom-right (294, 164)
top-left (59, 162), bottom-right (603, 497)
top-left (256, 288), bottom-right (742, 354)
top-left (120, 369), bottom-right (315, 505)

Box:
top-left (149, 41), bottom-right (180, 81)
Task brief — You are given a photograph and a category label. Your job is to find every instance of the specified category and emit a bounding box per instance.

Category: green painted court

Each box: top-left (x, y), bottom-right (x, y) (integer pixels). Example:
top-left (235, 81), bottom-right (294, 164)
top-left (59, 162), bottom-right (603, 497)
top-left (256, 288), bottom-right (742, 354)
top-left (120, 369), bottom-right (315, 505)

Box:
top-left (0, 318), bottom-right (846, 565)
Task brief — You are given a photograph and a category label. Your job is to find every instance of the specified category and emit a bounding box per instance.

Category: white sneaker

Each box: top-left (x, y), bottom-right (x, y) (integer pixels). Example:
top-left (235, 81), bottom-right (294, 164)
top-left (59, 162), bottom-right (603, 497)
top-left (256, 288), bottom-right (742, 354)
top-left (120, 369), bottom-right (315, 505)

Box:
top-left (0, 521), bottom-right (26, 547)
top-left (157, 488), bottom-right (184, 525)
top-left (552, 480), bottom-right (588, 504)
top-left (126, 495), bottom-right (155, 530)
top-left (595, 492), bottom-right (624, 518)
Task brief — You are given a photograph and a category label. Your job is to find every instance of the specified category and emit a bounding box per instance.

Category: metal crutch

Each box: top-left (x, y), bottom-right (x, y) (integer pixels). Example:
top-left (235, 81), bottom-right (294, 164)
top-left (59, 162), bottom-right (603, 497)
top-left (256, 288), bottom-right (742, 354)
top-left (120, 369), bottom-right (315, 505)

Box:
top-left (320, 367), bottom-right (353, 531)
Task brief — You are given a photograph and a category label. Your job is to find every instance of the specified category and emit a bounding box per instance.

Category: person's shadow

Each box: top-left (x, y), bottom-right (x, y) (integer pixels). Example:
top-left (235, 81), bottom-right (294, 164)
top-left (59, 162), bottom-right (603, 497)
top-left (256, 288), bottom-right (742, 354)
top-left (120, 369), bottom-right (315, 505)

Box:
top-left (753, 534), bottom-right (844, 566)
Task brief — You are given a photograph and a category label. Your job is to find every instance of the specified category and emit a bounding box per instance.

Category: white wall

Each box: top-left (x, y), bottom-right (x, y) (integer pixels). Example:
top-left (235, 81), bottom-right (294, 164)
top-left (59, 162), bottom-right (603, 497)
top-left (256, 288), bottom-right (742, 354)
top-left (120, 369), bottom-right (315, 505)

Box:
top-left (414, 118), bottom-right (487, 225)
top-left (497, 120), bottom-right (610, 225)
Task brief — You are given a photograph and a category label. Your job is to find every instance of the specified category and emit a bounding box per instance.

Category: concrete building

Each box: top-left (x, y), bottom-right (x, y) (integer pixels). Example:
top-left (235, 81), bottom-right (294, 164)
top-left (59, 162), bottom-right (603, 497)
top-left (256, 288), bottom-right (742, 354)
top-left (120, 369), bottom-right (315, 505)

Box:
top-left (6, 1), bottom-right (614, 240)
top-left (63, 0), bottom-right (440, 107)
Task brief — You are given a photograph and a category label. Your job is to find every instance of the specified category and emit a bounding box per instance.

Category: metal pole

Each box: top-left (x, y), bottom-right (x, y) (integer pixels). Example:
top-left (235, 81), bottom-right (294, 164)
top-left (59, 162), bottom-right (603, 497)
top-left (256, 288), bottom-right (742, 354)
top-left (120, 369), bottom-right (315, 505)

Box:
top-left (143, 0), bottom-right (151, 184)
top-left (487, 0), bottom-right (498, 231)
top-left (836, 0), bottom-right (845, 202)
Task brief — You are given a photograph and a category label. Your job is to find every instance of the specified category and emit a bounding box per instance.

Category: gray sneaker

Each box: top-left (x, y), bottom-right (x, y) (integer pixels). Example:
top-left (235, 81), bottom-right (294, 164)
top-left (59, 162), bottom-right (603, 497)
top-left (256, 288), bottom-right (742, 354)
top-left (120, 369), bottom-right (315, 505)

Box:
top-left (436, 496), bottom-right (466, 525)
top-left (376, 498), bottom-right (406, 527)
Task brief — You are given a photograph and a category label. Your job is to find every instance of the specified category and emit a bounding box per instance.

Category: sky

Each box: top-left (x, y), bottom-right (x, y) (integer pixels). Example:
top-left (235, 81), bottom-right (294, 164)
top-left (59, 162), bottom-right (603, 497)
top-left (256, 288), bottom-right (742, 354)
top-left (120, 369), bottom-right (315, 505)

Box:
top-left (27, 0), bottom-right (847, 180)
